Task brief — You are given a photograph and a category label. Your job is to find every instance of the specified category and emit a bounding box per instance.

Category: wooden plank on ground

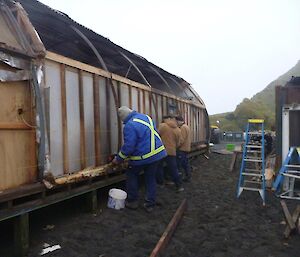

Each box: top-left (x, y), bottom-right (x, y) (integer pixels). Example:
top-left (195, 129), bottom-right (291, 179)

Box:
top-left (149, 199), bottom-right (187, 257)
top-left (280, 200), bottom-right (296, 231)
top-left (283, 205), bottom-right (300, 238)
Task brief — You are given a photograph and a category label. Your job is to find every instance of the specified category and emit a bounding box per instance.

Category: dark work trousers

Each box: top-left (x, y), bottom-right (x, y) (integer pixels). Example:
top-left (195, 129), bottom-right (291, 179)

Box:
top-left (126, 161), bottom-right (159, 206)
top-left (177, 150), bottom-right (191, 179)
top-left (156, 156), bottom-right (182, 187)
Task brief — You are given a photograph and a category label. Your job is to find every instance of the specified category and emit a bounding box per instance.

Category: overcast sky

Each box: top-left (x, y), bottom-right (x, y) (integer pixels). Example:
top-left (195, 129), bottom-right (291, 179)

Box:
top-left (39, 0), bottom-right (300, 114)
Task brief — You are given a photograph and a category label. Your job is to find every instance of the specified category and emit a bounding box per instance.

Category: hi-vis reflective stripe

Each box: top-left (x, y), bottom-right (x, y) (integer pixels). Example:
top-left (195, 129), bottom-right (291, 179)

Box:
top-left (118, 151), bottom-right (127, 159)
top-left (130, 115), bottom-right (165, 160)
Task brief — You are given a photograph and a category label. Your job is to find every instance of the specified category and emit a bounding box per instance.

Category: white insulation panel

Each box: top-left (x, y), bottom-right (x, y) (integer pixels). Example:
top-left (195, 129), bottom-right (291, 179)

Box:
top-left (65, 69), bottom-right (81, 172)
top-left (45, 61), bottom-right (63, 176)
top-left (82, 73), bottom-right (95, 167)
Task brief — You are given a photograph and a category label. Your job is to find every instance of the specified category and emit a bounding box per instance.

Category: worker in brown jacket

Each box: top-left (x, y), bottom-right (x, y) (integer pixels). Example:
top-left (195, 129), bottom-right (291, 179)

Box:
top-left (156, 115), bottom-right (184, 192)
top-left (176, 116), bottom-right (192, 181)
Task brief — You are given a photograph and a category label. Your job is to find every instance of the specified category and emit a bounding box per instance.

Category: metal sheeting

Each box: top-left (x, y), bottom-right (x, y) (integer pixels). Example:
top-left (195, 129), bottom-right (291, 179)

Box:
top-left (45, 61), bottom-right (63, 176)
top-left (131, 87), bottom-right (138, 111)
top-left (65, 68), bottom-right (81, 172)
top-left (82, 72), bottom-right (95, 167)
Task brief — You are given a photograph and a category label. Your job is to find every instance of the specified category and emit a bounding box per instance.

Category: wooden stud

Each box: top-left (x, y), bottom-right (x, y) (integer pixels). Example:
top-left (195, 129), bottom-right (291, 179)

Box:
top-left (78, 70), bottom-right (86, 169)
top-left (128, 85), bottom-right (132, 109)
top-left (60, 64), bottom-right (69, 173)
top-left (137, 89), bottom-right (141, 112)
top-left (93, 75), bottom-right (101, 165)
top-left (14, 213), bottom-right (29, 257)
top-left (116, 81), bottom-right (122, 149)
top-left (150, 199), bottom-right (187, 257)
top-left (161, 95), bottom-right (165, 117)
top-left (105, 78), bottom-right (112, 155)
top-left (149, 91), bottom-right (152, 116)
top-left (142, 90), bottom-right (146, 114)
top-left (85, 190), bottom-right (98, 213)
top-left (155, 94), bottom-right (159, 122)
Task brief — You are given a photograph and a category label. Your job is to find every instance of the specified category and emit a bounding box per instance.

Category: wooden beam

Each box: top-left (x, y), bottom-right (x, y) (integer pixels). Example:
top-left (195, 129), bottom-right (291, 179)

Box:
top-left (14, 213), bottom-right (29, 257)
top-left (105, 78), bottom-right (112, 155)
top-left (137, 89), bottom-right (141, 113)
top-left (128, 85), bottom-right (132, 109)
top-left (93, 75), bottom-right (101, 165)
top-left (149, 199), bottom-right (187, 257)
top-left (281, 200), bottom-right (296, 231)
top-left (0, 123), bottom-right (33, 130)
top-left (85, 190), bottom-right (98, 213)
top-left (78, 70), bottom-right (86, 169)
top-left (60, 64), bottom-right (69, 173)
top-left (142, 90), bottom-right (146, 114)
top-left (283, 205), bottom-right (300, 238)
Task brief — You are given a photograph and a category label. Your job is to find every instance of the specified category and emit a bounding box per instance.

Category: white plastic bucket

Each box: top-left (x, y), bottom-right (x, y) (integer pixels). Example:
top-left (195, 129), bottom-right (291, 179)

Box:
top-left (107, 188), bottom-right (127, 210)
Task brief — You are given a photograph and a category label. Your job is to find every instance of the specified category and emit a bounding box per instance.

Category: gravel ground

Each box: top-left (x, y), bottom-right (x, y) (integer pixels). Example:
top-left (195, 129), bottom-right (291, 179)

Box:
top-left (1, 146), bottom-right (299, 257)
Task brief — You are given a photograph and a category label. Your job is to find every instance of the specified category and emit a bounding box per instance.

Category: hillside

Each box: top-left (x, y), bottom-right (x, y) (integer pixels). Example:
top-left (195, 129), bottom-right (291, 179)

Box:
top-left (210, 60), bottom-right (300, 131)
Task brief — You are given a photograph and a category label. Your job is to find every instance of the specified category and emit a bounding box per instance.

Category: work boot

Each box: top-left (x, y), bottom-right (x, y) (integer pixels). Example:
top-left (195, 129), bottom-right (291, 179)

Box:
top-left (125, 201), bottom-right (139, 210)
top-left (143, 203), bottom-right (155, 213)
top-left (176, 186), bottom-right (184, 193)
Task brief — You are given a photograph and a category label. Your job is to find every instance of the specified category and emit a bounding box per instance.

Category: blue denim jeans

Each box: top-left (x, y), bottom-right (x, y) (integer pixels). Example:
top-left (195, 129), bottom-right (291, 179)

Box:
top-left (177, 150), bottom-right (191, 178)
top-left (156, 156), bottom-right (182, 187)
top-left (126, 161), bottom-right (159, 206)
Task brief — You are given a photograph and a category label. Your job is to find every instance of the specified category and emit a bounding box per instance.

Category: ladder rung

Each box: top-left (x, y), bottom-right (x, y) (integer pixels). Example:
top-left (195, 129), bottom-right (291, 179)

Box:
top-left (247, 132), bottom-right (262, 135)
top-left (283, 173), bottom-right (300, 179)
top-left (286, 170), bottom-right (300, 174)
top-left (240, 187), bottom-right (262, 192)
top-left (285, 165), bottom-right (300, 169)
top-left (244, 158), bottom-right (262, 162)
top-left (245, 145), bottom-right (262, 148)
top-left (242, 172), bottom-right (262, 177)
top-left (245, 168), bottom-right (262, 172)
top-left (246, 150), bottom-right (261, 153)
top-left (244, 180), bottom-right (262, 185)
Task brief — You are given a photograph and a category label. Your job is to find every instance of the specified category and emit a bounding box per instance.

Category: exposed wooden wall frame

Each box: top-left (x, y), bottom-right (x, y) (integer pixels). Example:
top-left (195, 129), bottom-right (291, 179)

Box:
top-left (105, 78), bottom-right (112, 155)
top-left (46, 52), bottom-right (205, 109)
top-left (93, 74), bottom-right (101, 165)
top-left (60, 64), bottom-right (69, 173)
top-left (78, 70), bottom-right (86, 169)
top-left (128, 84), bottom-right (132, 109)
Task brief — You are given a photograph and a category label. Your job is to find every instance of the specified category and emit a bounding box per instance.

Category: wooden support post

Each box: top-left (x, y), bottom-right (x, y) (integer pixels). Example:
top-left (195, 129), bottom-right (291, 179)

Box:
top-left (14, 213), bottom-right (29, 257)
top-left (149, 199), bottom-right (187, 257)
top-left (79, 70), bottom-right (86, 169)
top-left (60, 64), bottom-right (69, 173)
top-left (85, 190), bottom-right (98, 212)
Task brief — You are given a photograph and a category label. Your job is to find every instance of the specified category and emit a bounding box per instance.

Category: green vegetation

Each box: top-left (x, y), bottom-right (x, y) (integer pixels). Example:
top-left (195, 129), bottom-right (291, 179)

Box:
top-left (210, 60), bottom-right (300, 131)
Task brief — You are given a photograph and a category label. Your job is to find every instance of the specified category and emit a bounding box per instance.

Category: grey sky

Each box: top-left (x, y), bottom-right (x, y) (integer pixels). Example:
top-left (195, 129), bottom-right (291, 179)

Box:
top-left (39, 0), bottom-right (300, 114)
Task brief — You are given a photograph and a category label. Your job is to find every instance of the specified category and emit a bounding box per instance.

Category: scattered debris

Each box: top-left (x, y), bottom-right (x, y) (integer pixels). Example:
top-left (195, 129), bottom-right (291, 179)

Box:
top-left (43, 224), bottom-right (55, 231)
top-left (40, 244), bottom-right (61, 255)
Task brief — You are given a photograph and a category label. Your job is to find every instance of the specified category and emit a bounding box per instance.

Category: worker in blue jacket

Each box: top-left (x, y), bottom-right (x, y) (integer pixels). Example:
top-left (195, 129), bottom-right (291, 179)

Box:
top-left (113, 106), bottom-right (167, 212)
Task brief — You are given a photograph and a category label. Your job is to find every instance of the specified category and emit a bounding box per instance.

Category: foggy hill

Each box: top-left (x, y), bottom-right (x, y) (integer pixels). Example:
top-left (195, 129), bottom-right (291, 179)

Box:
top-left (210, 60), bottom-right (300, 131)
